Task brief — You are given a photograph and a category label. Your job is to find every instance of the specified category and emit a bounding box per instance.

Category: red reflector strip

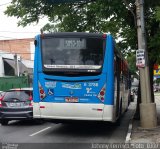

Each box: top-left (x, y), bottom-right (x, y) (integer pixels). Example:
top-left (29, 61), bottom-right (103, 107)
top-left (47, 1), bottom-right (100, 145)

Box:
top-left (92, 108), bottom-right (103, 111)
top-left (97, 109), bottom-right (103, 111)
top-left (40, 106), bottom-right (45, 109)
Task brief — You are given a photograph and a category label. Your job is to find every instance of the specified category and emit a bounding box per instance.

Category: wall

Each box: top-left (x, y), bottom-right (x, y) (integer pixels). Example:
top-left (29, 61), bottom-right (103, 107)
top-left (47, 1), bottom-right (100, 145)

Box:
top-left (0, 38), bottom-right (34, 60)
top-left (0, 76), bottom-right (29, 91)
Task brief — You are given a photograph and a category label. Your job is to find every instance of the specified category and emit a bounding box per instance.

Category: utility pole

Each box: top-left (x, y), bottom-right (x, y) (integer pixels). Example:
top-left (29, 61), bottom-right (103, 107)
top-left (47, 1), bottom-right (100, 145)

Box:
top-left (14, 54), bottom-right (19, 76)
top-left (136, 0), bottom-right (157, 128)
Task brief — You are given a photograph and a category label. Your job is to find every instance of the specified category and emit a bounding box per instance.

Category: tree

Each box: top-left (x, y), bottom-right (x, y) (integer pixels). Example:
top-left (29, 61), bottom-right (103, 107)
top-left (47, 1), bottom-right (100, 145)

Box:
top-left (126, 52), bottom-right (137, 78)
top-left (5, 0), bottom-right (138, 56)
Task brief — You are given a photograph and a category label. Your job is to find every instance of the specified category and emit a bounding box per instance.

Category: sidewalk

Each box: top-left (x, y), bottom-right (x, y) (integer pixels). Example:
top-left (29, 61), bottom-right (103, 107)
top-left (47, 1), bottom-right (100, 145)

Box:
top-left (130, 93), bottom-right (160, 143)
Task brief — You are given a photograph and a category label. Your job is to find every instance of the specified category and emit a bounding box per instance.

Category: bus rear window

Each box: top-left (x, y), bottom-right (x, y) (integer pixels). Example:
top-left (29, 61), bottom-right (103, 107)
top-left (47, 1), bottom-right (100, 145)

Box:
top-left (42, 37), bottom-right (105, 73)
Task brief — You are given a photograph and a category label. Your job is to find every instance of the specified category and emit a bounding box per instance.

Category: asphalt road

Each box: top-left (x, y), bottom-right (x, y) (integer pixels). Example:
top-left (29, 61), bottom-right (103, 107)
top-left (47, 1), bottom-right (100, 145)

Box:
top-left (0, 102), bottom-right (136, 149)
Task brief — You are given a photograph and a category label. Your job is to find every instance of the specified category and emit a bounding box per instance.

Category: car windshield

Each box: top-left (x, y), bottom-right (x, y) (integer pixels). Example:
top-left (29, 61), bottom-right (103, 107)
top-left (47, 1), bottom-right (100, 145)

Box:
top-left (3, 90), bottom-right (32, 101)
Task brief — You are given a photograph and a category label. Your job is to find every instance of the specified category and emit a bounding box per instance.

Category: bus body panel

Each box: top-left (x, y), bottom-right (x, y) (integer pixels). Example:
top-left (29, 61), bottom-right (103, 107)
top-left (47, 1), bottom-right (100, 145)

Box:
top-left (105, 35), bottom-right (114, 105)
top-left (36, 73), bottom-right (107, 103)
top-left (33, 102), bottom-right (115, 122)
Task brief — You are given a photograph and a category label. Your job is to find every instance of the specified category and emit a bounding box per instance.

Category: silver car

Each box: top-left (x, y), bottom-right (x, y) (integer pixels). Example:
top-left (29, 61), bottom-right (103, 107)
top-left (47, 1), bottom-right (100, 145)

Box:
top-left (0, 88), bottom-right (33, 125)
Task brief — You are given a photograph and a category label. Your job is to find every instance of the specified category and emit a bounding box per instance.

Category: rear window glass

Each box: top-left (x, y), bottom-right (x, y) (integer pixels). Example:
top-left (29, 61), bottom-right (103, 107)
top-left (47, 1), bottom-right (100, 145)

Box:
top-left (3, 90), bottom-right (33, 101)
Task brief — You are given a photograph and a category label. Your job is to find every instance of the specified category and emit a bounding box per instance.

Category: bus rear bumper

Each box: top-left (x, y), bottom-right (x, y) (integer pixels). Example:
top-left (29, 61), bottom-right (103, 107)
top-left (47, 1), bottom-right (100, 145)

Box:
top-left (33, 102), bottom-right (115, 122)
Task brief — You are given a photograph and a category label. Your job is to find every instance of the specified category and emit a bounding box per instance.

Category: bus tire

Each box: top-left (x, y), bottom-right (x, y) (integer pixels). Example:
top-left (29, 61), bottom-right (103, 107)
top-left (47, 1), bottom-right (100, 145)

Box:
top-left (115, 99), bottom-right (122, 126)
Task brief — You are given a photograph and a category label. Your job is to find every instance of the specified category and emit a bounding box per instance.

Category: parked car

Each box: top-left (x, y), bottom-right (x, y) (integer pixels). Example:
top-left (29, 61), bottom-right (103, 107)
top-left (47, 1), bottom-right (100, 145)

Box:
top-left (0, 88), bottom-right (33, 125)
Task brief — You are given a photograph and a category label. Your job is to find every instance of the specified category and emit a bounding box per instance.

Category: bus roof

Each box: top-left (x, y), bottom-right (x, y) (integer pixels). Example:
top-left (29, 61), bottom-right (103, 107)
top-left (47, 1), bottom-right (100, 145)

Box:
top-left (38, 32), bottom-right (111, 38)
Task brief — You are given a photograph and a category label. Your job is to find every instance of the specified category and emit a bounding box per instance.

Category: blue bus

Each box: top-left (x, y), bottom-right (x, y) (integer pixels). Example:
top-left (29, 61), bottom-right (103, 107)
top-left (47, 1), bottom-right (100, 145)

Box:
top-left (33, 32), bottom-right (130, 123)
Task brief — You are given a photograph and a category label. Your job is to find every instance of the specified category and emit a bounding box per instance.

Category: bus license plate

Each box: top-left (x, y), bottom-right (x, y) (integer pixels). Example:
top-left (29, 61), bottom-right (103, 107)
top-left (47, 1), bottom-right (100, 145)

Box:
top-left (65, 97), bottom-right (78, 103)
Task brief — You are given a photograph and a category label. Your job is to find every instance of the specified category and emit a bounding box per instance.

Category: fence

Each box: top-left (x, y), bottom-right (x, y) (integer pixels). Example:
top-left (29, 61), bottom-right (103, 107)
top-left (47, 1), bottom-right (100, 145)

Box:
top-left (0, 76), bottom-right (30, 91)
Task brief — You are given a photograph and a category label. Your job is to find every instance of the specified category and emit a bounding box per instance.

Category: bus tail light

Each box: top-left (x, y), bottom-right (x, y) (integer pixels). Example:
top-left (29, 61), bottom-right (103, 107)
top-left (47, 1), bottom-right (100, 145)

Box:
top-left (39, 82), bottom-right (46, 100)
top-left (97, 84), bottom-right (106, 103)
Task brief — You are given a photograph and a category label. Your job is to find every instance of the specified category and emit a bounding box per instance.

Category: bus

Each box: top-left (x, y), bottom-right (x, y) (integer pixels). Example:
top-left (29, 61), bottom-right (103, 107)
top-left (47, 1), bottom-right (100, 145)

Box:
top-left (33, 32), bottom-right (131, 124)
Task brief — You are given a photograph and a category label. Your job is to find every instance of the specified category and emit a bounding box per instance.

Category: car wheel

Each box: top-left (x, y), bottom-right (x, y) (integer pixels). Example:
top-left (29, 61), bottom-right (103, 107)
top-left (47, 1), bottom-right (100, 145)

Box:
top-left (1, 120), bottom-right (9, 126)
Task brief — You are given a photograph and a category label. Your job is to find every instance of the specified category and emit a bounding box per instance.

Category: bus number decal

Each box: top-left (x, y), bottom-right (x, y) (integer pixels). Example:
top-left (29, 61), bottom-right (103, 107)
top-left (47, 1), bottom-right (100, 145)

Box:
top-left (84, 83), bottom-right (99, 87)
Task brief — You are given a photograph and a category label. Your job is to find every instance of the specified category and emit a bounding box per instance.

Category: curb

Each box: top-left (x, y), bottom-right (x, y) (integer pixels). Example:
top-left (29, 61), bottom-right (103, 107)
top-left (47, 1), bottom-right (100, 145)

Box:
top-left (125, 119), bottom-right (133, 143)
top-left (125, 102), bottom-right (136, 143)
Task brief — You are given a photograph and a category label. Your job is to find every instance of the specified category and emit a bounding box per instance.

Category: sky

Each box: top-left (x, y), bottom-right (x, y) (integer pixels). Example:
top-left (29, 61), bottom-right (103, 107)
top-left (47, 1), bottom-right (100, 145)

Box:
top-left (0, 0), bottom-right (48, 40)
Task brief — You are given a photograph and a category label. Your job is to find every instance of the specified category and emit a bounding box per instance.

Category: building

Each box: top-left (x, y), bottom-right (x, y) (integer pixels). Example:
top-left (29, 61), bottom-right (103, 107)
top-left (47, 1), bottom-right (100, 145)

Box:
top-left (0, 38), bottom-right (34, 60)
top-left (0, 38), bottom-right (34, 77)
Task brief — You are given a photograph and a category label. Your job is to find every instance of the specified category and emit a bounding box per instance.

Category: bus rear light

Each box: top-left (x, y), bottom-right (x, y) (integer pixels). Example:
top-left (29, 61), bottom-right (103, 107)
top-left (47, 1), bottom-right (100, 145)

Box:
top-left (40, 94), bottom-right (45, 99)
top-left (100, 97), bottom-right (104, 102)
top-left (39, 88), bottom-right (46, 100)
top-left (100, 91), bottom-right (105, 96)
top-left (39, 82), bottom-right (46, 100)
top-left (40, 89), bottom-right (44, 94)
top-left (98, 84), bottom-right (106, 103)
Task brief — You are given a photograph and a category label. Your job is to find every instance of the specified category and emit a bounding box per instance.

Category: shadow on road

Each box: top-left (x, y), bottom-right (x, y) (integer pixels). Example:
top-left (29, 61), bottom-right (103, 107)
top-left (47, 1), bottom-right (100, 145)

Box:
top-left (46, 122), bottom-right (119, 137)
top-left (6, 120), bottom-right (45, 126)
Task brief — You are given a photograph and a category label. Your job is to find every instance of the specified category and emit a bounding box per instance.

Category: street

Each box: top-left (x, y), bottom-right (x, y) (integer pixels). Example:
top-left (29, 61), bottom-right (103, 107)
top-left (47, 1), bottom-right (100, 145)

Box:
top-left (0, 102), bottom-right (136, 149)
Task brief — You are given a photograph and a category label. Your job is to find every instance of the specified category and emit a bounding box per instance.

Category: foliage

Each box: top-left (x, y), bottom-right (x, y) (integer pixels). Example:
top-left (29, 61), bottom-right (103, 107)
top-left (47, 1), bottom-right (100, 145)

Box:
top-left (126, 52), bottom-right (137, 76)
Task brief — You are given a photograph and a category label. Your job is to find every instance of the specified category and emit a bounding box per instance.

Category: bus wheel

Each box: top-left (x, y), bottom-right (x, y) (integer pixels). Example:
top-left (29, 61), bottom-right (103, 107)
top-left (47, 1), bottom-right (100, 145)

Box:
top-left (115, 100), bottom-right (122, 126)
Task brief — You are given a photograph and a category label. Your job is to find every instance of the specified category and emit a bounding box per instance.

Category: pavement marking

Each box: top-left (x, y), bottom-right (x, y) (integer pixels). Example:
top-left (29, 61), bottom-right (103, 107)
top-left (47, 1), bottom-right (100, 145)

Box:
top-left (29, 127), bottom-right (51, 137)
top-left (125, 121), bottom-right (132, 143)
top-left (125, 101), bottom-right (136, 143)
